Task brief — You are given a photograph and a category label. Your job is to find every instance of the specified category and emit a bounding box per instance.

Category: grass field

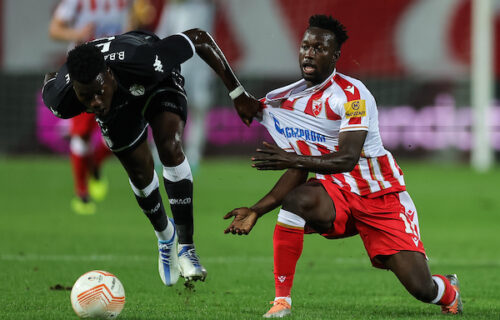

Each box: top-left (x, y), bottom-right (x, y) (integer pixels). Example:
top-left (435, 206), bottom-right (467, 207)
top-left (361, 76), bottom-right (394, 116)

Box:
top-left (1, 156), bottom-right (499, 319)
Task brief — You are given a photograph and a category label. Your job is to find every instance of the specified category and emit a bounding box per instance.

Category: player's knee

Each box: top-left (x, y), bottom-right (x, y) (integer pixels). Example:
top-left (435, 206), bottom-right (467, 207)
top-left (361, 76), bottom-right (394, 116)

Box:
top-left (156, 138), bottom-right (184, 165)
top-left (282, 188), bottom-right (315, 217)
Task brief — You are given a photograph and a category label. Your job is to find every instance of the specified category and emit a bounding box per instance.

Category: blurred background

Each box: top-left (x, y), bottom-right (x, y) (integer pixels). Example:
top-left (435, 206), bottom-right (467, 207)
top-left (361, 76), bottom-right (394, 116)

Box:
top-left (1, 2), bottom-right (499, 318)
top-left (0, 0), bottom-right (498, 164)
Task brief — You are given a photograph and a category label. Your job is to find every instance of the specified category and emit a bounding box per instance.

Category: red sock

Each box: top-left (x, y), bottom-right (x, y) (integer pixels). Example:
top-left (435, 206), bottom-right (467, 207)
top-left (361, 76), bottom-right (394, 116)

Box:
top-left (70, 153), bottom-right (89, 198)
top-left (433, 274), bottom-right (457, 306)
top-left (273, 224), bottom-right (304, 297)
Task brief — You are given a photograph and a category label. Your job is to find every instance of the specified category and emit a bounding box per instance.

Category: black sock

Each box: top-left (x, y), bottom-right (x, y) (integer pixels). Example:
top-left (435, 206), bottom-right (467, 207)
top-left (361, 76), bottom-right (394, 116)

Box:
top-left (134, 188), bottom-right (168, 232)
top-left (163, 178), bottom-right (193, 244)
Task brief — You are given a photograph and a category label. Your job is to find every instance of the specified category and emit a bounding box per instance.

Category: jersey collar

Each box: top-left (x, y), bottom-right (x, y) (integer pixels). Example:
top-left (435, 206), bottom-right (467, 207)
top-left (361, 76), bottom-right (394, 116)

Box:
top-left (265, 69), bottom-right (337, 102)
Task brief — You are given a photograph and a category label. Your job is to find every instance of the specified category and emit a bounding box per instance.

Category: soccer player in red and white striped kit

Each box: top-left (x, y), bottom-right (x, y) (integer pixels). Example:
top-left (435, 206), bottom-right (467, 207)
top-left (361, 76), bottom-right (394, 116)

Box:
top-left (224, 15), bottom-right (462, 318)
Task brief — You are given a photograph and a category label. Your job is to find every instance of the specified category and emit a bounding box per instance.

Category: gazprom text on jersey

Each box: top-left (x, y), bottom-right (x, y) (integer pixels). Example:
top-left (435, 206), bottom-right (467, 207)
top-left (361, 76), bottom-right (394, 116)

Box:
top-left (275, 121), bottom-right (326, 142)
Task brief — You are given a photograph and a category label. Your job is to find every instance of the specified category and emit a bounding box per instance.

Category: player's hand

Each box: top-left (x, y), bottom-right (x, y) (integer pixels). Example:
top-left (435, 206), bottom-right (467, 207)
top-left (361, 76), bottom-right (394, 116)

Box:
top-left (252, 141), bottom-right (299, 170)
top-left (43, 72), bottom-right (57, 87)
top-left (223, 207), bottom-right (259, 235)
top-left (233, 92), bottom-right (261, 127)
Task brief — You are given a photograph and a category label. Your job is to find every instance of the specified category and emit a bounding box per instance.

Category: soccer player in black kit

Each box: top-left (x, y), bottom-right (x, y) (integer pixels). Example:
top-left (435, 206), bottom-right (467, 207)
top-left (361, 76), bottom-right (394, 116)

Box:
top-left (42, 29), bottom-right (258, 286)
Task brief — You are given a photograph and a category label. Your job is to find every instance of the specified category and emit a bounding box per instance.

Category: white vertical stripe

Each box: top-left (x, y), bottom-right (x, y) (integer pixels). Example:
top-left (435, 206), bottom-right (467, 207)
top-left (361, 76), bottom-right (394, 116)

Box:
top-left (399, 191), bottom-right (421, 238)
top-left (358, 158), bottom-right (381, 193)
top-left (370, 157), bottom-right (392, 189)
top-left (342, 172), bottom-right (360, 194)
top-left (387, 152), bottom-right (406, 186)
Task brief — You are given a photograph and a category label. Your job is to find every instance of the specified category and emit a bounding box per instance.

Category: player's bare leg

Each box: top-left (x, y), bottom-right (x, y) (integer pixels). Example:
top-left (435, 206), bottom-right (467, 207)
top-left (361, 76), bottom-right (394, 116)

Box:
top-left (149, 110), bottom-right (207, 282)
top-left (382, 251), bottom-right (462, 314)
top-left (116, 139), bottom-right (179, 286)
top-left (264, 182), bottom-right (334, 318)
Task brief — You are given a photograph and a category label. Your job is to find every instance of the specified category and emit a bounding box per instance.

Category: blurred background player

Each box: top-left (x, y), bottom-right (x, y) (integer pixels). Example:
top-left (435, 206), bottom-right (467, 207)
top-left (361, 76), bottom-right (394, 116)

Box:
top-left (48, 0), bottom-right (135, 214)
top-left (154, 0), bottom-right (216, 171)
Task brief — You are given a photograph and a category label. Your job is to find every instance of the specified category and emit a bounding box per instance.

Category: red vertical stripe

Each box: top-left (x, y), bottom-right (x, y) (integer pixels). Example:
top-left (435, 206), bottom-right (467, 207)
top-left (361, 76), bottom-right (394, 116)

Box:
top-left (304, 80), bottom-right (334, 117)
top-left (303, 90), bottom-right (324, 117)
top-left (281, 97), bottom-right (298, 111)
top-left (333, 74), bottom-right (360, 101)
top-left (331, 173), bottom-right (349, 189)
top-left (377, 155), bottom-right (402, 189)
top-left (350, 164), bottom-right (371, 195)
top-left (325, 97), bottom-right (341, 120)
top-left (296, 140), bottom-right (311, 155)
top-left (90, 0), bottom-right (97, 11)
top-left (367, 158), bottom-right (385, 190)
top-left (313, 143), bottom-right (330, 155)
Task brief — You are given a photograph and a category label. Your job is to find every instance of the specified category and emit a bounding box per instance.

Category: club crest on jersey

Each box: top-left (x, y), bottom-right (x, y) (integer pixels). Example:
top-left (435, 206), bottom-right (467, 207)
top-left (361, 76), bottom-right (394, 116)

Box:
top-left (344, 99), bottom-right (366, 118)
top-left (129, 84), bottom-right (145, 96)
top-left (312, 99), bottom-right (322, 117)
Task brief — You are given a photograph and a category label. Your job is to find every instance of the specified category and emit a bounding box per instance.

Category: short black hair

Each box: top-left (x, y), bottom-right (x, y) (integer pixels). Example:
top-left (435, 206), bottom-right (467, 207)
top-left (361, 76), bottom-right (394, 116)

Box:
top-left (67, 43), bottom-right (106, 84)
top-left (308, 15), bottom-right (348, 49)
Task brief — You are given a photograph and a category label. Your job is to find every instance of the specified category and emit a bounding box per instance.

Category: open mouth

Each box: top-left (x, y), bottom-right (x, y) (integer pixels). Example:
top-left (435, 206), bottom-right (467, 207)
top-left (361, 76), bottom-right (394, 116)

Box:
top-left (302, 62), bottom-right (316, 75)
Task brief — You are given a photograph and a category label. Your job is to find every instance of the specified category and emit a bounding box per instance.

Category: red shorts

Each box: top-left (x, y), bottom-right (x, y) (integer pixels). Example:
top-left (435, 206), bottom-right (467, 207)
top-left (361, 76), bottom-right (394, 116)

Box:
top-left (70, 113), bottom-right (98, 136)
top-left (307, 179), bottom-right (426, 269)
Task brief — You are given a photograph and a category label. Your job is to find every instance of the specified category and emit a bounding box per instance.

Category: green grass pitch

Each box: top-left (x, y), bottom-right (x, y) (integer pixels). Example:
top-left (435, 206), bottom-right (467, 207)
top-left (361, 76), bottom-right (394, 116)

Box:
top-left (0, 156), bottom-right (499, 319)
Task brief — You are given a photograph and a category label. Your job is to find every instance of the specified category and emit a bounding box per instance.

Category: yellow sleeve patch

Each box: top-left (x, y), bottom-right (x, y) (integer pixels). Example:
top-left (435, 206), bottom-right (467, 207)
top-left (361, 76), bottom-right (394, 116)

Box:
top-left (343, 99), bottom-right (366, 118)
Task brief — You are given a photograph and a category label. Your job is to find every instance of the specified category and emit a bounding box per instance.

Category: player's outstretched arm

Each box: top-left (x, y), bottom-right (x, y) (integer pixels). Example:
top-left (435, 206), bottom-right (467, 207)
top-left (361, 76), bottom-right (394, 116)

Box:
top-left (182, 28), bottom-right (260, 126)
top-left (252, 131), bottom-right (367, 174)
top-left (223, 168), bottom-right (308, 235)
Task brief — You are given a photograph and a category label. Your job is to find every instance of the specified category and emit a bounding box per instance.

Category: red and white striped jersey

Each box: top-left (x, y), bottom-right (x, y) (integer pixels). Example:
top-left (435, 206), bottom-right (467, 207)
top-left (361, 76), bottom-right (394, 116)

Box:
top-left (258, 70), bottom-right (406, 198)
top-left (54, 0), bottom-right (130, 46)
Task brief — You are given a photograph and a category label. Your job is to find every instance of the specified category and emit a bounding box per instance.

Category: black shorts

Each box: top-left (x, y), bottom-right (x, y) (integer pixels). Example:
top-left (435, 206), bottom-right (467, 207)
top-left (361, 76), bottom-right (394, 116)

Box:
top-left (97, 81), bottom-right (187, 154)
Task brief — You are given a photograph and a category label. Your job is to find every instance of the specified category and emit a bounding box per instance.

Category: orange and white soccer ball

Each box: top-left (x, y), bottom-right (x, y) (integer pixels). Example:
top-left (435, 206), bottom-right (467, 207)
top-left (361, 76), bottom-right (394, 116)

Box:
top-left (70, 270), bottom-right (126, 319)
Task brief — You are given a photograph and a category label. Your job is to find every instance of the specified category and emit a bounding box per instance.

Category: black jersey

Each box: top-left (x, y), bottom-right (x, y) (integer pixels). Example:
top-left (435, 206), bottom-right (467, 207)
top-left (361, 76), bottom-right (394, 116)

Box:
top-left (42, 30), bottom-right (194, 119)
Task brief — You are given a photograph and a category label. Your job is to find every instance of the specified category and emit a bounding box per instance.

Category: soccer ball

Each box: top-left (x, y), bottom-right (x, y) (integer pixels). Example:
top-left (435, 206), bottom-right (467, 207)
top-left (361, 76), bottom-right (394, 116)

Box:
top-left (70, 270), bottom-right (126, 319)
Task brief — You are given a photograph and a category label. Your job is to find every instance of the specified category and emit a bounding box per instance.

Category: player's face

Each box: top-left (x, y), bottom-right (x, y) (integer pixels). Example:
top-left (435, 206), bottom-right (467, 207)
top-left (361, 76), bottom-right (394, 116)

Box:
top-left (73, 69), bottom-right (116, 118)
top-left (299, 27), bottom-right (339, 87)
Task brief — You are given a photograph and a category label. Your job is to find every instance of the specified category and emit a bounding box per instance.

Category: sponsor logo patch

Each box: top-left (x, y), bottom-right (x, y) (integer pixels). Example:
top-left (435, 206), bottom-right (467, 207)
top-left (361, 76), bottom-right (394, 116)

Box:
top-left (343, 99), bottom-right (366, 118)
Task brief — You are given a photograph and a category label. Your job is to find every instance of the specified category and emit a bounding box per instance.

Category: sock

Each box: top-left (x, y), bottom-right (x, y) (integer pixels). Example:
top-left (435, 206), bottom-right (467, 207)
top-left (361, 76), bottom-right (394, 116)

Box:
top-left (431, 275), bottom-right (457, 306)
top-left (129, 171), bottom-right (169, 234)
top-left (274, 297), bottom-right (292, 306)
top-left (70, 136), bottom-right (90, 199)
top-left (155, 221), bottom-right (175, 242)
top-left (92, 139), bottom-right (112, 179)
top-left (273, 209), bottom-right (306, 298)
top-left (163, 158), bottom-right (194, 244)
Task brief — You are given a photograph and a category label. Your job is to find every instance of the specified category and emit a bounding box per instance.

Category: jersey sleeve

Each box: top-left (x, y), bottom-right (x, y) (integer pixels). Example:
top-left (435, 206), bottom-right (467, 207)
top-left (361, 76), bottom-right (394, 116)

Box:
top-left (153, 33), bottom-right (195, 70)
top-left (338, 92), bottom-right (374, 132)
top-left (42, 64), bottom-right (85, 119)
top-left (53, 0), bottom-right (79, 22)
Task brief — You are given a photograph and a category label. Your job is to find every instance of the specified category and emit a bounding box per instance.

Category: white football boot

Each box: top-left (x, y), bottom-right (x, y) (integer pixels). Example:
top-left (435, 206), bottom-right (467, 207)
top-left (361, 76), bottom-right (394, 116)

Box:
top-left (178, 244), bottom-right (207, 282)
top-left (158, 220), bottom-right (180, 286)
